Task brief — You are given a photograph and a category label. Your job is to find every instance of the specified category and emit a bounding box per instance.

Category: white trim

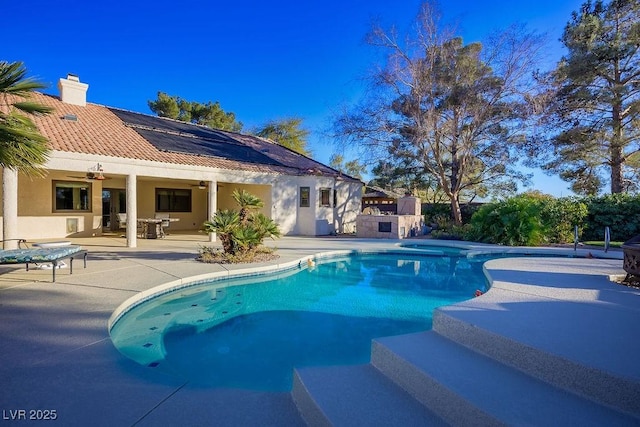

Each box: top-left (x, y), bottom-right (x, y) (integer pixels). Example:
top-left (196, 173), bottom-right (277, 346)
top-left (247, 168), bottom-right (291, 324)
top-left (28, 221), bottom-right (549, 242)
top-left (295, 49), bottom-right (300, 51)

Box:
top-left (44, 151), bottom-right (285, 183)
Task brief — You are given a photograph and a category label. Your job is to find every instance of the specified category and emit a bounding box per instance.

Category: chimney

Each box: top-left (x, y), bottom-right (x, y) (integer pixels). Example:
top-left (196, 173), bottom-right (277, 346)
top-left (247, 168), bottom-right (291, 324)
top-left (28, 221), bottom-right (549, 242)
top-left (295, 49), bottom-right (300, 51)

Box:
top-left (58, 73), bottom-right (89, 106)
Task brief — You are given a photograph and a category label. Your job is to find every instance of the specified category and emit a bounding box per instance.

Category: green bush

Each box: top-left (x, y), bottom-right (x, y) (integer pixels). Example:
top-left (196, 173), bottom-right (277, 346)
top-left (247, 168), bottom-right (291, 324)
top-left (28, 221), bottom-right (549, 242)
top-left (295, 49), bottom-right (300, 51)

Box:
top-left (423, 203), bottom-right (451, 225)
top-left (460, 203), bottom-right (482, 223)
top-left (539, 196), bottom-right (588, 244)
top-left (422, 202), bottom-right (482, 225)
top-left (462, 192), bottom-right (638, 246)
top-left (582, 194), bottom-right (640, 241)
top-left (466, 195), bottom-right (546, 246)
top-left (431, 223), bottom-right (470, 240)
top-left (430, 213), bottom-right (453, 231)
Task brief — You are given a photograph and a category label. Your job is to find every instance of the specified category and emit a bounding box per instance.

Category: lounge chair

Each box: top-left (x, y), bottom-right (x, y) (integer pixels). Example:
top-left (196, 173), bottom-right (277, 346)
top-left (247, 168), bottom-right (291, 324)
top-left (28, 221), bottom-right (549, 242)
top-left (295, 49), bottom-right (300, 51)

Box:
top-left (0, 239), bottom-right (88, 282)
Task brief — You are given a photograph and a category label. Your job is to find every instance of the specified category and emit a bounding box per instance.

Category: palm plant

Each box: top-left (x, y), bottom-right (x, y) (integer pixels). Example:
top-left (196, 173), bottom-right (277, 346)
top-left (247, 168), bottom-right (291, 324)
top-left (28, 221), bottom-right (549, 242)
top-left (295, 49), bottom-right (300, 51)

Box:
top-left (202, 209), bottom-right (240, 254)
top-left (231, 226), bottom-right (262, 254)
top-left (0, 61), bottom-right (53, 175)
top-left (232, 189), bottom-right (264, 224)
top-left (250, 213), bottom-right (281, 242)
top-left (201, 191), bottom-right (281, 259)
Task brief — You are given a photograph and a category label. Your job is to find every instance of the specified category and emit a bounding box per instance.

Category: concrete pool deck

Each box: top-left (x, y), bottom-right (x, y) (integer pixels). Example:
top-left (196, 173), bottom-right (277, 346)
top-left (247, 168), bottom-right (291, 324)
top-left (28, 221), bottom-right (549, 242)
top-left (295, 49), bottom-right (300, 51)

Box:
top-left (0, 234), bottom-right (638, 426)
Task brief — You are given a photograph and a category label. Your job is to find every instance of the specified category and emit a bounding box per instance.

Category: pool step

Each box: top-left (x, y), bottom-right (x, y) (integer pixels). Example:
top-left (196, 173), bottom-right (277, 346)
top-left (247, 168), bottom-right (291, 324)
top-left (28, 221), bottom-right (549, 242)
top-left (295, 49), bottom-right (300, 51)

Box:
top-left (371, 330), bottom-right (638, 426)
top-left (292, 364), bottom-right (446, 427)
top-left (432, 307), bottom-right (640, 415)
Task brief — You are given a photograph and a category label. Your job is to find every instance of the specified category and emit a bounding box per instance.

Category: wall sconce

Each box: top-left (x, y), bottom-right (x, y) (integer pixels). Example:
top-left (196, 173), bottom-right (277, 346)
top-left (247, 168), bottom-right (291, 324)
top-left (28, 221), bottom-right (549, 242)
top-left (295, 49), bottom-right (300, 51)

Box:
top-left (198, 181), bottom-right (207, 190)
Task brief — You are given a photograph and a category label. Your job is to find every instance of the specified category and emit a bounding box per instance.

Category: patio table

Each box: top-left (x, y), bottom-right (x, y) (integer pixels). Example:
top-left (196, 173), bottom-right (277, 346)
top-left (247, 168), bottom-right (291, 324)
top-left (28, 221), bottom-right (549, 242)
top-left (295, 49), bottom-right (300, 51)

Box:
top-left (137, 218), bottom-right (163, 239)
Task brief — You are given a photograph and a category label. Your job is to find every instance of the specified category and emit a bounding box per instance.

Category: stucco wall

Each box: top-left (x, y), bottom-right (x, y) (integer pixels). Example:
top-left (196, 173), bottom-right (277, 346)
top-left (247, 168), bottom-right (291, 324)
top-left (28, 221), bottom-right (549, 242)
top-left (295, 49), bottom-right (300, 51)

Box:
top-left (272, 177), bottom-right (298, 235)
top-left (1, 160), bottom-right (363, 240)
top-left (290, 177), bottom-right (363, 236)
top-left (335, 180), bottom-right (362, 234)
top-left (11, 171), bottom-right (103, 238)
top-left (217, 183), bottom-right (271, 218)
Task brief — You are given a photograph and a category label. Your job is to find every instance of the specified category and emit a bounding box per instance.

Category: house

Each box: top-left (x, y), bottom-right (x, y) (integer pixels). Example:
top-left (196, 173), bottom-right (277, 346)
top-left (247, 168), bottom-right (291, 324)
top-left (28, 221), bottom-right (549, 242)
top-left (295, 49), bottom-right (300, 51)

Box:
top-left (1, 74), bottom-right (363, 248)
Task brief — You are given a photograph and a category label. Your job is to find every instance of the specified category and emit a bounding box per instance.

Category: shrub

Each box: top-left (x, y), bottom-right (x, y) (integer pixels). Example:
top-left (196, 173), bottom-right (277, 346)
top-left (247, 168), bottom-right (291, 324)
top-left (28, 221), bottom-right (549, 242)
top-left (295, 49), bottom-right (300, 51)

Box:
top-left (460, 203), bottom-right (482, 223)
top-left (582, 194), bottom-right (640, 241)
top-left (423, 203), bottom-right (451, 225)
top-left (539, 196), bottom-right (588, 244)
top-left (465, 193), bottom-right (589, 246)
top-left (430, 213), bottom-right (453, 231)
top-left (431, 223), bottom-right (470, 240)
top-left (466, 195), bottom-right (546, 246)
top-left (423, 202), bottom-right (482, 225)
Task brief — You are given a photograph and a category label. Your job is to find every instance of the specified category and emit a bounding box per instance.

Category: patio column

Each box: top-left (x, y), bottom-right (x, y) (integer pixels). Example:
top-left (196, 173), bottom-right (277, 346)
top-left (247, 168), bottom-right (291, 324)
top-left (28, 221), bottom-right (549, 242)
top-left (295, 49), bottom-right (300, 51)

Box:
top-left (126, 174), bottom-right (137, 248)
top-left (2, 168), bottom-right (19, 249)
top-left (208, 179), bottom-right (217, 242)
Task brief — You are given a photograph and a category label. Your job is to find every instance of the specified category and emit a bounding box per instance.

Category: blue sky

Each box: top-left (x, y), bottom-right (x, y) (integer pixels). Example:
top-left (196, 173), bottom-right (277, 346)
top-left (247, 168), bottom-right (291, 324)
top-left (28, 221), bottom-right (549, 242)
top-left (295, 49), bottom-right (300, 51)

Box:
top-left (6, 0), bottom-right (585, 197)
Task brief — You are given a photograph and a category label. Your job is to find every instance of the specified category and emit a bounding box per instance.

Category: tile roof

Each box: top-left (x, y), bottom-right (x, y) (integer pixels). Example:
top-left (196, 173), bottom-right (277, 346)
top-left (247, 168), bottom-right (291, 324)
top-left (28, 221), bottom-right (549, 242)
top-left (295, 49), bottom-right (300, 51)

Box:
top-left (28, 92), bottom-right (360, 181)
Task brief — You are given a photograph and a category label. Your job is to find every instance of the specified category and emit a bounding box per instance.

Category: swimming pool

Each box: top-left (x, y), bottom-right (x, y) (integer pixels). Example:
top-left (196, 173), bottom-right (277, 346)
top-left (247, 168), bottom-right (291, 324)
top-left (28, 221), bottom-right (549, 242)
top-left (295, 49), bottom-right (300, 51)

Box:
top-left (109, 250), bottom-right (490, 391)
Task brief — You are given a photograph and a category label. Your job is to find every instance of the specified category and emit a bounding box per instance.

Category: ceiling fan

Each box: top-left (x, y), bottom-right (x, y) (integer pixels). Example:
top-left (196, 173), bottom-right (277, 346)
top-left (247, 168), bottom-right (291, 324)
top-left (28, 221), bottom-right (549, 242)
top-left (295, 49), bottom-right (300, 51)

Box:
top-left (66, 173), bottom-right (111, 181)
top-left (67, 163), bottom-right (110, 181)
top-left (189, 182), bottom-right (223, 190)
top-left (190, 181), bottom-right (208, 190)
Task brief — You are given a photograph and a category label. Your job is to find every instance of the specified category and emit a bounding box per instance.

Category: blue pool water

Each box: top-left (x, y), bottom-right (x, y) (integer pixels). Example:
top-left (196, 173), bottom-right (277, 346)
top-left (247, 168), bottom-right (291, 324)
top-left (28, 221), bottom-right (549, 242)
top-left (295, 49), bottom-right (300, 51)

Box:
top-left (110, 251), bottom-right (490, 391)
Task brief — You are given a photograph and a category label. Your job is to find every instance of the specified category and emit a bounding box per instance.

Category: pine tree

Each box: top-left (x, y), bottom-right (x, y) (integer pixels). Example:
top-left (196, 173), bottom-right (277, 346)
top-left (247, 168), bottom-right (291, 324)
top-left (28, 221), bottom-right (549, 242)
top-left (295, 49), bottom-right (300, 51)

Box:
top-left (542, 0), bottom-right (640, 194)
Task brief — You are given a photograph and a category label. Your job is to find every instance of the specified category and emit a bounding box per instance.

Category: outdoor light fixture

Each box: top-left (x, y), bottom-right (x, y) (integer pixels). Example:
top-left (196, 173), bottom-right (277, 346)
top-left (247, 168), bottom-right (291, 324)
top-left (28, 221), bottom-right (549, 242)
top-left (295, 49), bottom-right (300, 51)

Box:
top-left (87, 163), bottom-right (105, 180)
top-left (198, 181), bottom-right (206, 190)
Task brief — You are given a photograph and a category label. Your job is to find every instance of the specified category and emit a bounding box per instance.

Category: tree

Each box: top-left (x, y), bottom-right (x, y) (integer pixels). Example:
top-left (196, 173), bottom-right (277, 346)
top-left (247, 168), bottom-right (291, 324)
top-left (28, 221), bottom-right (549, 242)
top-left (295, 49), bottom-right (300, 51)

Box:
top-left (329, 154), bottom-right (366, 180)
top-left (532, 0), bottom-right (640, 195)
top-left (627, 152), bottom-right (640, 193)
top-left (253, 117), bottom-right (311, 156)
top-left (0, 61), bottom-right (53, 175)
top-left (148, 91), bottom-right (243, 132)
top-left (371, 159), bottom-right (446, 203)
top-left (333, 2), bottom-right (541, 223)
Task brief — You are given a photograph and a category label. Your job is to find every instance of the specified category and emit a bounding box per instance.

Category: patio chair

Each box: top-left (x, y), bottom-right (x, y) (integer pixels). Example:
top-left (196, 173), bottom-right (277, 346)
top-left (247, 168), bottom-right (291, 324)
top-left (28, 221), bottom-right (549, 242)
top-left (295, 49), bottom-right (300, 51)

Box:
top-left (155, 213), bottom-right (170, 238)
top-left (117, 213), bottom-right (127, 230)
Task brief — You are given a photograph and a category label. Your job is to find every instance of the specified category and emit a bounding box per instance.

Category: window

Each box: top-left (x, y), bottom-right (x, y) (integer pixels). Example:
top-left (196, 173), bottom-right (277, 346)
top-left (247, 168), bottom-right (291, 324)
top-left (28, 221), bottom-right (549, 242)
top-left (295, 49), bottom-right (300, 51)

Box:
top-left (300, 187), bottom-right (310, 207)
top-left (319, 188), bottom-right (331, 207)
top-left (54, 181), bottom-right (91, 212)
top-left (156, 188), bottom-right (192, 212)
